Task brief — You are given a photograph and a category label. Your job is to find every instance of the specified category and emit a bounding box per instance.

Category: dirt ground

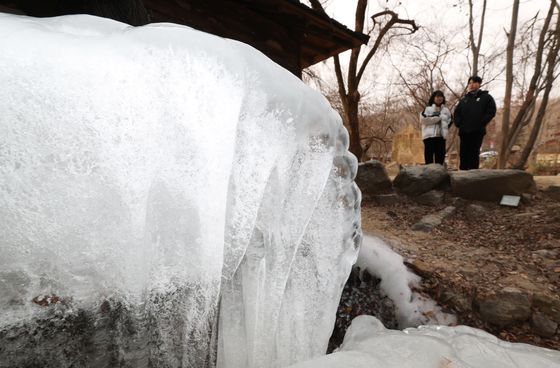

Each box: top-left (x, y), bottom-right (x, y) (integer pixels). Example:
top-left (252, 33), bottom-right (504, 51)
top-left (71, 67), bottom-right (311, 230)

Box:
top-left (360, 176), bottom-right (560, 350)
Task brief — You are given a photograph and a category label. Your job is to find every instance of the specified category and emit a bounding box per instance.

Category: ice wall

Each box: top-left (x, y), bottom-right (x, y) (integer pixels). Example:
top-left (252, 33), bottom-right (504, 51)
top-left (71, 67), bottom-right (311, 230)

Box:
top-left (0, 13), bottom-right (361, 368)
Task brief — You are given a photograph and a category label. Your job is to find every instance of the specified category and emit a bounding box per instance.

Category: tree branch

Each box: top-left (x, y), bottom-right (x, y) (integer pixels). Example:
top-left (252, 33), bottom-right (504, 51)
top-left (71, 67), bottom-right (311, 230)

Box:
top-left (356, 11), bottom-right (418, 85)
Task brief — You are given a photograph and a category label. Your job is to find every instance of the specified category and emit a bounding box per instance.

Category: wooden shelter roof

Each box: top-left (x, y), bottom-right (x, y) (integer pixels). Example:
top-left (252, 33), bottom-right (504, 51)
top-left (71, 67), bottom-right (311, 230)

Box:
top-left (1, 0), bottom-right (368, 77)
top-left (144, 0), bottom-right (368, 74)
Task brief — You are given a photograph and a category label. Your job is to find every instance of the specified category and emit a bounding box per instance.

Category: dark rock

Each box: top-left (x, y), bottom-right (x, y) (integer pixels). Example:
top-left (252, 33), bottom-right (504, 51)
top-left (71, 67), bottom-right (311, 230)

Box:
top-left (531, 312), bottom-right (558, 338)
top-left (464, 203), bottom-right (486, 220)
top-left (0, 289), bottom-right (217, 368)
top-left (355, 160), bottom-right (393, 199)
top-left (435, 176), bottom-right (452, 192)
top-left (448, 196), bottom-right (468, 207)
top-left (521, 193), bottom-right (532, 204)
top-left (411, 206), bottom-right (456, 232)
top-left (533, 292), bottom-right (560, 322)
top-left (393, 164), bottom-right (449, 196)
top-left (328, 268), bottom-right (397, 353)
top-left (440, 289), bottom-right (472, 313)
top-left (413, 190), bottom-right (445, 206)
top-left (450, 169), bottom-right (536, 202)
top-left (373, 193), bottom-right (401, 205)
top-left (543, 185), bottom-right (560, 202)
top-left (476, 287), bottom-right (531, 327)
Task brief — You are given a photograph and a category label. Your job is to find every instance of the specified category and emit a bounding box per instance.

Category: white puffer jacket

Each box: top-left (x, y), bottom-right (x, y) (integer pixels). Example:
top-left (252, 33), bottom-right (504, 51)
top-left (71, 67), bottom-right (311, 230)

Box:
top-left (420, 104), bottom-right (451, 140)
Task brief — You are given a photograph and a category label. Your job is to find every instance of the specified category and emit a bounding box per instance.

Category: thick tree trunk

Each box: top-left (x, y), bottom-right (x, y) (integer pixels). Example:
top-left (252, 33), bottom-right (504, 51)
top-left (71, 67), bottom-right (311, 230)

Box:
top-left (347, 92), bottom-right (363, 160)
top-left (312, 1), bottom-right (417, 163)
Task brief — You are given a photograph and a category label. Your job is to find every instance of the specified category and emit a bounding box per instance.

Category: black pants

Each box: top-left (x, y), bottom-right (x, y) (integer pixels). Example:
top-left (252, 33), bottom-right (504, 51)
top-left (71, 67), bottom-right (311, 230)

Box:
top-left (459, 132), bottom-right (485, 170)
top-left (423, 137), bottom-right (446, 164)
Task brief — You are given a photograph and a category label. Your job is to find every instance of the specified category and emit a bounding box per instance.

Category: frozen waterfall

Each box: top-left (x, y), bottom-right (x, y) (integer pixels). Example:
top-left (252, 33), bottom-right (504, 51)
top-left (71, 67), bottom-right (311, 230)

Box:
top-left (0, 13), bottom-right (360, 368)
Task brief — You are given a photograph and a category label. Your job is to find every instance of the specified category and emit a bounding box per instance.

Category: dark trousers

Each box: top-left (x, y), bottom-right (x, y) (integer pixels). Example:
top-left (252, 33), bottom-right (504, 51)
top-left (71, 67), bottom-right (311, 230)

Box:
top-left (423, 137), bottom-right (446, 165)
top-left (459, 132), bottom-right (485, 170)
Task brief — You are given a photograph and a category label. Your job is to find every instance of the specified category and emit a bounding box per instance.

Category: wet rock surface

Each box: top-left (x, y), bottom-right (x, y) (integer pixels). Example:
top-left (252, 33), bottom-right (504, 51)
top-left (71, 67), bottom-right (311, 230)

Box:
top-left (0, 290), bottom-right (217, 368)
top-left (328, 268), bottom-right (398, 353)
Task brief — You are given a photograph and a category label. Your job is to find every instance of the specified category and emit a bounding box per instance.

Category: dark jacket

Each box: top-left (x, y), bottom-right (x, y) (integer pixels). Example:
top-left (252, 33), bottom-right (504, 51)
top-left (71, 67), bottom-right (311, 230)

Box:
top-left (453, 89), bottom-right (496, 135)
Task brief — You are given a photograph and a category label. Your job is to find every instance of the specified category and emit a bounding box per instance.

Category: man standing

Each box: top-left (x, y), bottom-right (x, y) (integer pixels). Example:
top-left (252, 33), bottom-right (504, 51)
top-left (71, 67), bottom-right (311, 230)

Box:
top-left (453, 76), bottom-right (497, 170)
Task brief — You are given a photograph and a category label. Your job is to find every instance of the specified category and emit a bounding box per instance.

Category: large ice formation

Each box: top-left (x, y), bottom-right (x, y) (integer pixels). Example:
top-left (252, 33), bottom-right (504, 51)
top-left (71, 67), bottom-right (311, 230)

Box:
top-left (289, 315), bottom-right (560, 368)
top-left (0, 13), bottom-right (360, 368)
top-left (2, 12), bottom-right (559, 368)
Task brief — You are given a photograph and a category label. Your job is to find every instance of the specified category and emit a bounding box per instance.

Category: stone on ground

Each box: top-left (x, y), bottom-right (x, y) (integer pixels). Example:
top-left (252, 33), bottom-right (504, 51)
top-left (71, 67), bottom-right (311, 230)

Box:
top-left (393, 164), bottom-right (449, 196)
top-left (411, 206), bottom-right (456, 232)
top-left (372, 193), bottom-right (401, 205)
top-left (531, 312), bottom-right (559, 338)
top-left (412, 190), bottom-right (445, 206)
top-left (355, 160), bottom-right (392, 198)
top-left (450, 169), bottom-right (536, 202)
top-left (475, 287), bottom-right (531, 327)
top-left (543, 185), bottom-right (560, 202)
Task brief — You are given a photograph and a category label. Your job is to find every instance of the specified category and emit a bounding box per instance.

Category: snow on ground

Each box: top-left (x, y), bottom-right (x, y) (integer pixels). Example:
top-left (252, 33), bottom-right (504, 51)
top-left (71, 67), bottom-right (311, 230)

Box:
top-left (290, 315), bottom-right (560, 368)
top-left (357, 235), bottom-right (456, 327)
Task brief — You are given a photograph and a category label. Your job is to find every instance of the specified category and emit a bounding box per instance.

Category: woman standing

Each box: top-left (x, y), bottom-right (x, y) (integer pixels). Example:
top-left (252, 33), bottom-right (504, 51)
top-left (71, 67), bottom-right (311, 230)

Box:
top-left (420, 90), bottom-right (451, 165)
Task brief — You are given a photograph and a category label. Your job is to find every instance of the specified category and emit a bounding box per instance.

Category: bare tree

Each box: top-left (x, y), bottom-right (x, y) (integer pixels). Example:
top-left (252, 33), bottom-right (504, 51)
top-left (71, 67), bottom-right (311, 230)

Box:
top-left (309, 0), bottom-right (418, 160)
top-left (515, 4), bottom-right (560, 168)
top-left (468, 0), bottom-right (487, 76)
top-left (498, 0), bottom-right (559, 168)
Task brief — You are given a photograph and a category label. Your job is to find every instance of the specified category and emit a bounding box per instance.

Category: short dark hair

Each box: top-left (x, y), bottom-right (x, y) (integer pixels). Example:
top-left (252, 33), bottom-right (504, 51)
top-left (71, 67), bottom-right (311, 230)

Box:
top-left (427, 90), bottom-right (446, 105)
top-left (468, 75), bottom-right (482, 84)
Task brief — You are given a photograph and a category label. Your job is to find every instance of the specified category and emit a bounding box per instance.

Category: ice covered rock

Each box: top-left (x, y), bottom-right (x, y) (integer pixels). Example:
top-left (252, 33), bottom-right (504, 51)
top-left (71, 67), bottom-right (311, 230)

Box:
top-left (0, 13), bottom-right (360, 368)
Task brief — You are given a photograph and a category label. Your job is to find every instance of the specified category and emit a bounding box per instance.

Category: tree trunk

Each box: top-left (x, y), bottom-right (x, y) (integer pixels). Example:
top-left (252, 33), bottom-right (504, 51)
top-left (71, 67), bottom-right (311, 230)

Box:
top-left (468, 0), bottom-right (487, 76)
top-left (347, 92), bottom-right (363, 159)
top-left (311, 1), bottom-right (417, 162)
top-left (502, 0), bottom-right (556, 164)
top-left (498, 0), bottom-right (520, 169)
top-left (514, 6), bottom-right (560, 169)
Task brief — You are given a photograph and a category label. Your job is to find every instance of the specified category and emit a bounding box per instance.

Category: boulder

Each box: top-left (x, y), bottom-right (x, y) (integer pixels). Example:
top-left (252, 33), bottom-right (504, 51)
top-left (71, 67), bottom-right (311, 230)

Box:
top-left (533, 292), bottom-right (560, 322)
top-left (464, 203), bottom-right (486, 220)
top-left (393, 164), bottom-right (449, 196)
top-left (411, 206), bottom-right (456, 232)
top-left (531, 312), bottom-right (558, 338)
top-left (372, 193), bottom-right (401, 206)
top-left (476, 287), bottom-right (531, 327)
top-left (440, 288), bottom-right (472, 313)
top-left (413, 190), bottom-right (445, 206)
top-left (543, 185), bottom-right (560, 202)
top-left (355, 160), bottom-right (392, 198)
top-left (450, 169), bottom-right (536, 202)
